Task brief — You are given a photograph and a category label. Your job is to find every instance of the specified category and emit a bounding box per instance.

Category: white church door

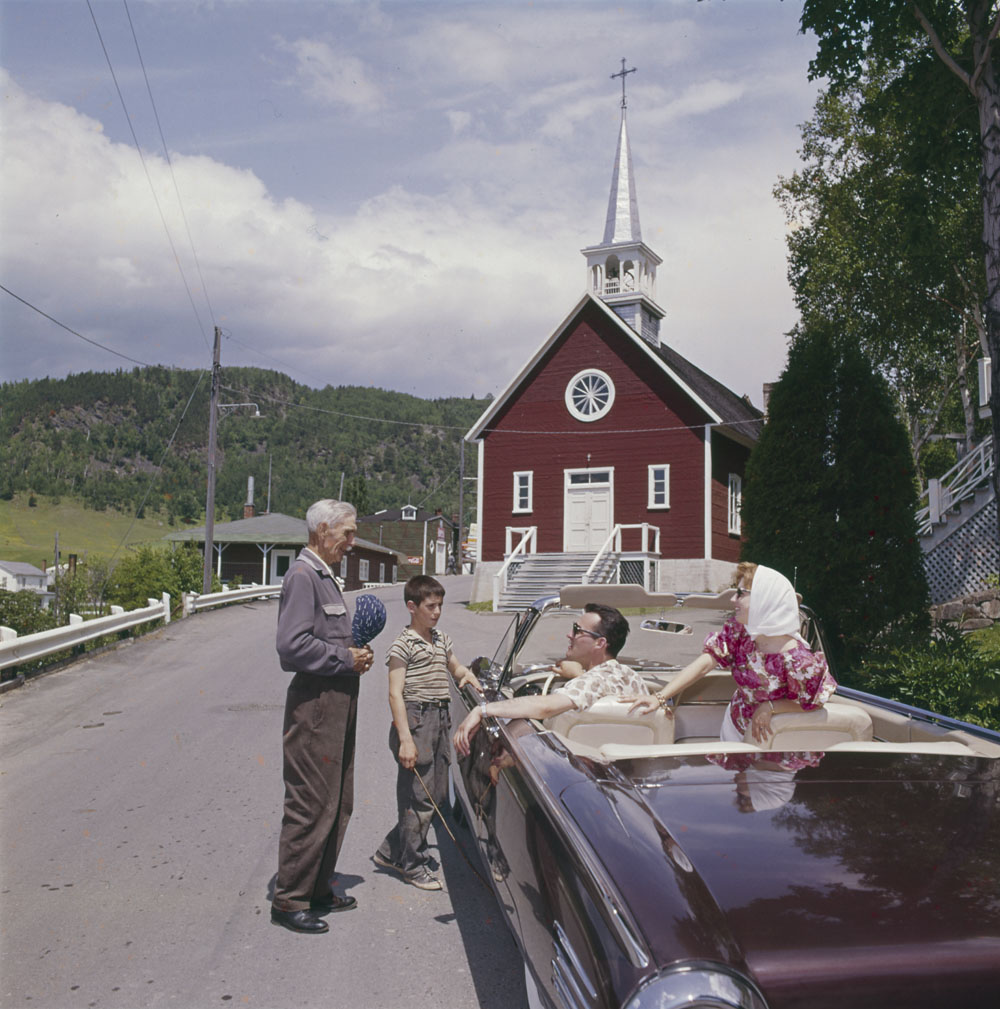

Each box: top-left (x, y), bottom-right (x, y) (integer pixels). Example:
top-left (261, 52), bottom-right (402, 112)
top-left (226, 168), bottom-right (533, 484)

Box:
top-left (563, 468), bottom-right (613, 552)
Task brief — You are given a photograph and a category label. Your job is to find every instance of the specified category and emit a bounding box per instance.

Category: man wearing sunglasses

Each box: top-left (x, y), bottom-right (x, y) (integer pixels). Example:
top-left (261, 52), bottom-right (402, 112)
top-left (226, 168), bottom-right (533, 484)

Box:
top-left (453, 602), bottom-right (648, 756)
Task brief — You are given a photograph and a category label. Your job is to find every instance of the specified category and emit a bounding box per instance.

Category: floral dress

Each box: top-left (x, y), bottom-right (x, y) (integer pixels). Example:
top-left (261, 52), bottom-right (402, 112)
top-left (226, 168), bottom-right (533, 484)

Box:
top-left (703, 620), bottom-right (837, 739)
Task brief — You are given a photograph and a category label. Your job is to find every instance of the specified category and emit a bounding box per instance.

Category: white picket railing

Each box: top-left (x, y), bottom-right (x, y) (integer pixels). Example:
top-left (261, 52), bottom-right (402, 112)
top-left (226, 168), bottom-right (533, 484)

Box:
top-left (182, 582), bottom-right (281, 617)
top-left (0, 593), bottom-right (170, 671)
top-left (916, 435), bottom-right (994, 535)
top-left (493, 527), bottom-right (538, 611)
top-left (584, 523), bottom-right (661, 589)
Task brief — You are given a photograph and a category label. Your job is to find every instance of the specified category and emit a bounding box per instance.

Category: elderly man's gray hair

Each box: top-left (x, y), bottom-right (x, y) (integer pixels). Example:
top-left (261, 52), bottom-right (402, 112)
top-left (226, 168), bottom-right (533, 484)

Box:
top-left (305, 499), bottom-right (357, 535)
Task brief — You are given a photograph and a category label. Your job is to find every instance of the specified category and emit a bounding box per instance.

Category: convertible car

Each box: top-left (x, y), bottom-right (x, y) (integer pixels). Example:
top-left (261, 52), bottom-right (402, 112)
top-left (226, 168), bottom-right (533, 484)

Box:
top-left (449, 585), bottom-right (1000, 1009)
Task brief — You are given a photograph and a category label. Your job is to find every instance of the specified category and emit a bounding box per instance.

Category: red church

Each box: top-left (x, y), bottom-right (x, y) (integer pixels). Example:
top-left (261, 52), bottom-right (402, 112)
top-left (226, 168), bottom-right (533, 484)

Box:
top-left (466, 82), bottom-right (762, 607)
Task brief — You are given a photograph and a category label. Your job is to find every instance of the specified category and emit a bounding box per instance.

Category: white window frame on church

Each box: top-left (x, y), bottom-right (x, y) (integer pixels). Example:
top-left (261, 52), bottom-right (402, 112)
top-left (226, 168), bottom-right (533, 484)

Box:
top-left (647, 464), bottom-right (670, 509)
top-left (359, 558), bottom-right (370, 582)
top-left (728, 473), bottom-right (742, 535)
top-left (565, 369), bottom-right (616, 422)
top-left (379, 562), bottom-right (385, 583)
top-left (513, 471), bottom-right (533, 513)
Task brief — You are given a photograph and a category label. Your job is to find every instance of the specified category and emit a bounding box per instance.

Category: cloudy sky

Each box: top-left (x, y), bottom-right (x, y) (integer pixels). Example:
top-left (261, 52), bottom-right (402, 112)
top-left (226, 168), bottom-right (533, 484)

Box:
top-left (0, 0), bottom-right (821, 407)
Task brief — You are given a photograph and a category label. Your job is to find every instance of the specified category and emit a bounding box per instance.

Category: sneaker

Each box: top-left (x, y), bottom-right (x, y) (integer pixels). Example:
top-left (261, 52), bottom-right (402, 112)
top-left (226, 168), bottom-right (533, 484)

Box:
top-left (404, 866), bottom-right (443, 891)
top-left (372, 851), bottom-right (404, 876)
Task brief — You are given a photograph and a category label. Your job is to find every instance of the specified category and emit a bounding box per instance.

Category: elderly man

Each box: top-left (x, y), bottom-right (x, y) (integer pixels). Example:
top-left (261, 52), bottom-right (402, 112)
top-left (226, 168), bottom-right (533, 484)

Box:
top-left (271, 499), bottom-right (374, 935)
top-left (453, 602), bottom-right (647, 757)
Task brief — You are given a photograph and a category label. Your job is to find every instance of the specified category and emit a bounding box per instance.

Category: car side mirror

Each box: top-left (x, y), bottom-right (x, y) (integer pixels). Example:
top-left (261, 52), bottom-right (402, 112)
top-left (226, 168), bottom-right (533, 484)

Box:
top-left (471, 655), bottom-right (502, 693)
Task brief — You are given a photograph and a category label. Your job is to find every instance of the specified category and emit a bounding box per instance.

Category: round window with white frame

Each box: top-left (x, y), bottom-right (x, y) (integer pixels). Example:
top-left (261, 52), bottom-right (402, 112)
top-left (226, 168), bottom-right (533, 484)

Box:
top-left (565, 368), bottom-right (615, 422)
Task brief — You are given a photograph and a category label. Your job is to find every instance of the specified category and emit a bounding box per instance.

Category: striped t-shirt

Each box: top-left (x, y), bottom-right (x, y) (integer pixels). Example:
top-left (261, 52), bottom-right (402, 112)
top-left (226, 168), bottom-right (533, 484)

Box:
top-left (386, 627), bottom-right (455, 702)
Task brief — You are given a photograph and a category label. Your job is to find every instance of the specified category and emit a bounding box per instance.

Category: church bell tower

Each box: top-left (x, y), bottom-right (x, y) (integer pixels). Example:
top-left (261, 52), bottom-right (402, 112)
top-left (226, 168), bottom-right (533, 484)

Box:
top-left (581, 60), bottom-right (665, 346)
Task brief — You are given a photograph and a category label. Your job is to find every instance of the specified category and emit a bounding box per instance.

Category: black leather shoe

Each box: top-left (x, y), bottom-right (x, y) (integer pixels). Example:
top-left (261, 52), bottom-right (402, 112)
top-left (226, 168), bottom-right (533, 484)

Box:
top-left (311, 893), bottom-right (358, 914)
top-left (270, 907), bottom-right (329, 933)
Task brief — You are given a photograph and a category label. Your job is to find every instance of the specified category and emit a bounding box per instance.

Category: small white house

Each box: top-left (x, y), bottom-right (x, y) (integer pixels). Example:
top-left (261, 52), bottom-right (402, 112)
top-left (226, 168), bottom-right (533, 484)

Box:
top-left (0, 560), bottom-right (49, 596)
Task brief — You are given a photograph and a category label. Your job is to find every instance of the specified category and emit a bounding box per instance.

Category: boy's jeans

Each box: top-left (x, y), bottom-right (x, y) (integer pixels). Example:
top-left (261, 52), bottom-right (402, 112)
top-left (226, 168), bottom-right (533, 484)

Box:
top-left (376, 700), bottom-right (451, 876)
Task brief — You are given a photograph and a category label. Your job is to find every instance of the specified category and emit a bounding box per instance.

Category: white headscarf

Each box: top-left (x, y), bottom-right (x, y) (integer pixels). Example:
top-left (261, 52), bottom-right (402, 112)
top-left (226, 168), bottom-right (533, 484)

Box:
top-left (746, 564), bottom-right (808, 646)
top-left (742, 768), bottom-right (797, 812)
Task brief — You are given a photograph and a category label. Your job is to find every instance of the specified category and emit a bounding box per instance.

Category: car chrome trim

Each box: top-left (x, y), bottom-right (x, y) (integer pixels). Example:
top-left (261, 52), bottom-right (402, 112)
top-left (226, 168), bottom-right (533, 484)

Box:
top-left (552, 968), bottom-right (583, 1009)
top-left (623, 961), bottom-right (768, 1009)
top-left (550, 922), bottom-right (598, 1009)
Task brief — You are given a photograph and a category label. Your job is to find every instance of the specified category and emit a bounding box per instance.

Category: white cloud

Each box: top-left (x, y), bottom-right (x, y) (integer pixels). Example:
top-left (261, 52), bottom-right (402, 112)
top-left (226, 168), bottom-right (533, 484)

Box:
top-left (0, 1), bottom-right (820, 409)
top-left (276, 37), bottom-right (384, 114)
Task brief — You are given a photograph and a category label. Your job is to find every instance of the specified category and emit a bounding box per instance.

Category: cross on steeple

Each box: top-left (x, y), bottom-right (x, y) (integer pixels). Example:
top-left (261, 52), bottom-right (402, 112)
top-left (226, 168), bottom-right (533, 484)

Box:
top-left (611, 58), bottom-right (637, 110)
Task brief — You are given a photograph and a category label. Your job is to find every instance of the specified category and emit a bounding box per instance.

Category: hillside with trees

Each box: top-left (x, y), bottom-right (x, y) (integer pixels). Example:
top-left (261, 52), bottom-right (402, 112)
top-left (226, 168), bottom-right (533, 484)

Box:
top-left (0, 367), bottom-right (489, 526)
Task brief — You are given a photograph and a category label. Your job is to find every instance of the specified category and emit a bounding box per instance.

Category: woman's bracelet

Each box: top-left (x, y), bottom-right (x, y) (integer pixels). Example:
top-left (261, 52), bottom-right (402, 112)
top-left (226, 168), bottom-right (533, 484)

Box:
top-left (480, 700), bottom-right (489, 719)
top-left (656, 693), bottom-right (670, 711)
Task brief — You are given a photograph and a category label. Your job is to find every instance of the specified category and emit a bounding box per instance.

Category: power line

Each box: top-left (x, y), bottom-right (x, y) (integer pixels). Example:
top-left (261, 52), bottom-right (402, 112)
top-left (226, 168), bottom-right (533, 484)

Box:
top-left (86, 0), bottom-right (212, 353)
top-left (0, 284), bottom-right (161, 369)
top-left (105, 369), bottom-right (209, 571)
top-left (221, 331), bottom-right (319, 383)
top-left (122, 0), bottom-right (218, 332)
top-left (218, 380), bottom-right (763, 437)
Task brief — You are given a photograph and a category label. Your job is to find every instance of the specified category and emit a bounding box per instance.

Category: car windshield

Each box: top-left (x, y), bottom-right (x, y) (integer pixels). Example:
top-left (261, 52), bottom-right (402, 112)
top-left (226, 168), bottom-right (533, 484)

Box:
top-left (512, 602), bottom-right (725, 679)
top-left (507, 590), bottom-right (829, 687)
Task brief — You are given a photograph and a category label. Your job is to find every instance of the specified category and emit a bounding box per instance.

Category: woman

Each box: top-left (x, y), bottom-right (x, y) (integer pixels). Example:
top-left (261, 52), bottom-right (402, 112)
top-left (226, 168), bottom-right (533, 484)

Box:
top-left (629, 562), bottom-right (836, 743)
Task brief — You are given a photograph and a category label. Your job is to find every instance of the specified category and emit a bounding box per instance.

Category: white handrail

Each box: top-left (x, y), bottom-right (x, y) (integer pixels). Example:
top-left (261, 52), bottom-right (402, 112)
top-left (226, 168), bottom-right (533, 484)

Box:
top-left (584, 523), bottom-right (661, 585)
top-left (493, 528), bottom-right (537, 610)
top-left (916, 435), bottom-right (993, 534)
top-left (182, 582), bottom-right (282, 617)
top-left (0, 594), bottom-right (170, 671)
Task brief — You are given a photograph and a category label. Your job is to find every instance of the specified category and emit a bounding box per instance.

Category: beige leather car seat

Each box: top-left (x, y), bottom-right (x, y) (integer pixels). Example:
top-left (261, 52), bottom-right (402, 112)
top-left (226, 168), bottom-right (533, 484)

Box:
top-left (744, 700), bottom-right (873, 749)
top-left (547, 695), bottom-right (675, 747)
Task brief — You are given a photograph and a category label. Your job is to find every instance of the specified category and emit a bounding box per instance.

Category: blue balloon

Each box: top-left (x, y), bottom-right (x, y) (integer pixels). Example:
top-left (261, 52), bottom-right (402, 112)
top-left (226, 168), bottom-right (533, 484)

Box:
top-left (352, 593), bottom-right (387, 647)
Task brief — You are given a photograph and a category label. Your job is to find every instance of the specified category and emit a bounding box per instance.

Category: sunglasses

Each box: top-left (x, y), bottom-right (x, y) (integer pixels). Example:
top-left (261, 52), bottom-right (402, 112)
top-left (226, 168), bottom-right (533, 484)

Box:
top-left (571, 622), bottom-right (604, 640)
top-left (735, 586), bottom-right (750, 599)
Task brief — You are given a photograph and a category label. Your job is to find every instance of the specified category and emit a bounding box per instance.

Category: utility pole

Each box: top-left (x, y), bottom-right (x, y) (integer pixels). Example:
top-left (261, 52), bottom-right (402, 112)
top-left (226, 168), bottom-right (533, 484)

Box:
top-left (202, 326), bottom-right (221, 594)
top-left (53, 531), bottom-right (60, 617)
top-left (458, 439), bottom-right (465, 575)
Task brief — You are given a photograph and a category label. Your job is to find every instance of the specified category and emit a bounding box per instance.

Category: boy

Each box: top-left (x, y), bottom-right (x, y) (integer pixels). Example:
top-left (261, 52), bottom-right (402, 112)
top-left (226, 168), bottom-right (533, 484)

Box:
top-left (373, 575), bottom-right (480, 890)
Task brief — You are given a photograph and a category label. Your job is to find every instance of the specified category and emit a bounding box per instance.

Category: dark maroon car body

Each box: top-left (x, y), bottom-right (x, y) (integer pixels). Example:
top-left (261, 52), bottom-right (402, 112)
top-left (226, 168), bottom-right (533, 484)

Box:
top-left (449, 594), bottom-right (1000, 1009)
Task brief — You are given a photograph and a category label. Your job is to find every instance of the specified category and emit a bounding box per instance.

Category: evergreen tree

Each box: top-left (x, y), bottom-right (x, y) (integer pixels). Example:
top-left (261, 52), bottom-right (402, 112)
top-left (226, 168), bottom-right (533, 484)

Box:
top-left (742, 326), bottom-right (929, 670)
top-left (742, 331), bottom-right (837, 600)
top-left (828, 341), bottom-right (929, 658)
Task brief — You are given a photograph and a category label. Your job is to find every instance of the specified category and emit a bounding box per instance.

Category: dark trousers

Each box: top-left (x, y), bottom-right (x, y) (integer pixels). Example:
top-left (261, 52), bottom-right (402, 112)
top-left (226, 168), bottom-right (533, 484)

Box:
top-left (273, 672), bottom-right (359, 911)
top-left (376, 701), bottom-right (451, 876)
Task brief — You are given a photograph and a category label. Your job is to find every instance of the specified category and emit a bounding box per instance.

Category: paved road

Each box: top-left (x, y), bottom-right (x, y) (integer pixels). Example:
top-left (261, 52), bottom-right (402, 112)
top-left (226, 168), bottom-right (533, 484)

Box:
top-left (0, 576), bottom-right (526, 1009)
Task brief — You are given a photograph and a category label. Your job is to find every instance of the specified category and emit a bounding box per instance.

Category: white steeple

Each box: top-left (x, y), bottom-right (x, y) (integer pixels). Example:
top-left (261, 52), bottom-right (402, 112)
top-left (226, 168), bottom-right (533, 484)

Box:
top-left (581, 60), bottom-right (665, 345)
top-left (603, 113), bottom-right (642, 245)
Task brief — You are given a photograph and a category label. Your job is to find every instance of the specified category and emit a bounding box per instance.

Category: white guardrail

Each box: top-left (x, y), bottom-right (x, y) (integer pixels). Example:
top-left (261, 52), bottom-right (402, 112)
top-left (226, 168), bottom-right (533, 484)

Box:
top-left (0, 583), bottom-right (284, 673)
top-left (0, 594), bottom-right (171, 671)
top-left (181, 582), bottom-right (282, 617)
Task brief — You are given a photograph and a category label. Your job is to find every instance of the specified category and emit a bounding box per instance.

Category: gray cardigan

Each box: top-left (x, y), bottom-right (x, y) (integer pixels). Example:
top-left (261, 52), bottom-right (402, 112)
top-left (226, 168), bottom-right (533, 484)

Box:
top-left (275, 551), bottom-right (355, 677)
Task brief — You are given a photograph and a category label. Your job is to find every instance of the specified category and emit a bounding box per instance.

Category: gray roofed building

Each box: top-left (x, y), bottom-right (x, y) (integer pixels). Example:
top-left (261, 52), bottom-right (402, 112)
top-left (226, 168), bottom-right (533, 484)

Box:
top-left (164, 512), bottom-right (405, 590)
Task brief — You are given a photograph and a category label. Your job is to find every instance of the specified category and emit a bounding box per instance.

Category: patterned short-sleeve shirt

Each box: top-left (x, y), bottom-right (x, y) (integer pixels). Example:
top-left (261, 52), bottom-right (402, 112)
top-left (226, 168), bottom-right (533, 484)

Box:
top-left (555, 658), bottom-right (649, 711)
top-left (703, 620), bottom-right (837, 736)
top-left (386, 627), bottom-right (455, 702)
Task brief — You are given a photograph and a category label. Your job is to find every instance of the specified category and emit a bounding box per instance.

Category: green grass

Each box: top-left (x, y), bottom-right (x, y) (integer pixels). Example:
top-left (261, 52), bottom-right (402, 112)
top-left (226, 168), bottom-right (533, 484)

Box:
top-left (969, 622), bottom-right (1000, 662)
top-left (0, 493), bottom-right (173, 568)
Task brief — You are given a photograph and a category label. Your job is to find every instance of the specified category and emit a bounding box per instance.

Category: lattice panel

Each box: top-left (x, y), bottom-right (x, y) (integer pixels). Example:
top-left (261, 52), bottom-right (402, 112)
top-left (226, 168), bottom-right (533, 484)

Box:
top-left (923, 495), bottom-right (999, 604)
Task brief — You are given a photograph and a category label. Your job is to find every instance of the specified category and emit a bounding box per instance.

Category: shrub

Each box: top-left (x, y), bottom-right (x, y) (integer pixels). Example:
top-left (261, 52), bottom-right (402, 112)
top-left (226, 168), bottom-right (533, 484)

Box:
top-left (844, 619), bottom-right (1000, 731)
top-left (105, 544), bottom-right (220, 615)
top-left (0, 589), bottom-right (56, 636)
